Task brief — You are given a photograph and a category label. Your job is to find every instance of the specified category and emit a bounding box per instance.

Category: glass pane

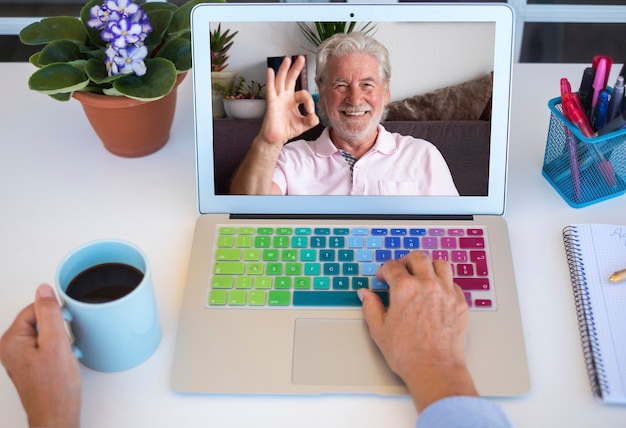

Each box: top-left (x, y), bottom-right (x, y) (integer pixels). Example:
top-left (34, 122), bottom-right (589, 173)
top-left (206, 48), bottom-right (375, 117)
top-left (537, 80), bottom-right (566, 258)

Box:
top-left (0, 35), bottom-right (39, 61)
top-left (528, 0), bottom-right (626, 4)
top-left (520, 22), bottom-right (626, 63)
top-left (0, 2), bottom-right (84, 17)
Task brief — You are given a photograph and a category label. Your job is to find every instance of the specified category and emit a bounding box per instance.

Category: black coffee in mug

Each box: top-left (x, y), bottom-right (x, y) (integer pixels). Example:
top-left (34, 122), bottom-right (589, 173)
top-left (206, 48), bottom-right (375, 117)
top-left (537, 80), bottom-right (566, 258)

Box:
top-left (66, 262), bottom-right (144, 304)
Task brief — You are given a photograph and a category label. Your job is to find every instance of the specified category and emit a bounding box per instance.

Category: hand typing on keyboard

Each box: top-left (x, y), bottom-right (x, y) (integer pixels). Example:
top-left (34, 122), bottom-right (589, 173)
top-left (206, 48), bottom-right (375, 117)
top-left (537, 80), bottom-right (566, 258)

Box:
top-left (358, 251), bottom-right (479, 414)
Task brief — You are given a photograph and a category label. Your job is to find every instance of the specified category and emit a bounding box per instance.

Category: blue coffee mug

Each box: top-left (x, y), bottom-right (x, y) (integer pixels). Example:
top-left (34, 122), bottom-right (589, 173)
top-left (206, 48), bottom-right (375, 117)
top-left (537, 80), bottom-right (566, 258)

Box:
top-left (56, 240), bottom-right (161, 372)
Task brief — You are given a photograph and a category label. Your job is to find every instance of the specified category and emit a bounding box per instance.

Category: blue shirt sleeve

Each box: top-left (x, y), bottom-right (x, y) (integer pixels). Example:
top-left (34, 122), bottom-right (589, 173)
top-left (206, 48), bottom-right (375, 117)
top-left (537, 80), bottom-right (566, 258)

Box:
top-left (416, 396), bottom-right (514, 428)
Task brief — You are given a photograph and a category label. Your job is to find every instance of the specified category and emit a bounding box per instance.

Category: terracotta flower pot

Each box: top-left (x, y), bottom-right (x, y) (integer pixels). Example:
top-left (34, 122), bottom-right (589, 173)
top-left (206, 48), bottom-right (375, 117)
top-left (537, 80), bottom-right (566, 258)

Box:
top-left (73, 73), bottom-right (186, 157)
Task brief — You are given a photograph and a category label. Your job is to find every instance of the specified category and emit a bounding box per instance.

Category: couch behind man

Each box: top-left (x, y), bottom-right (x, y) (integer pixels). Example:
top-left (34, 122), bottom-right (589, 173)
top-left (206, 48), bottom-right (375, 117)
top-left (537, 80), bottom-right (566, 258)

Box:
top-left (212, 119), bottom-right (490, 197)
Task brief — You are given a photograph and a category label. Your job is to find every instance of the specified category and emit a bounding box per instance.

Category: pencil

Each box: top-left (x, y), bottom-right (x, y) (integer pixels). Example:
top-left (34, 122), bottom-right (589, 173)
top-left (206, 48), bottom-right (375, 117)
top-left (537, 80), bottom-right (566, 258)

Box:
top-left (609, 269), bottom-right (626, 283)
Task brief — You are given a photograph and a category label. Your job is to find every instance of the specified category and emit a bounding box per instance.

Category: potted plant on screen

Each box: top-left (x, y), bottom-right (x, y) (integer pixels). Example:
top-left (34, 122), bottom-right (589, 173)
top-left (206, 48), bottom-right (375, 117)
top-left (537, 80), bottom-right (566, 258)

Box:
top-left (214, 76), bottom-right (267, 120)
top-left (19, 0), bottom-right (223, 157)
top-left (210, 23), bottom-right (238, 118)
top-left (297, 21), bottom-right (377, 51)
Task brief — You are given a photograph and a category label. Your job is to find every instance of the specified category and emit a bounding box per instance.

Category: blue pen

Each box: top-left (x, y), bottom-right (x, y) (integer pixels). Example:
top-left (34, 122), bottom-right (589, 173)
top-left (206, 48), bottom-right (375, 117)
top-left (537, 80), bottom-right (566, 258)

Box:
top-left (594, 90), bottom-right (609, 131)
top-left (597, 110), bottom-right (626, 136)
top-left (608, 76), bottom-right (625, 121)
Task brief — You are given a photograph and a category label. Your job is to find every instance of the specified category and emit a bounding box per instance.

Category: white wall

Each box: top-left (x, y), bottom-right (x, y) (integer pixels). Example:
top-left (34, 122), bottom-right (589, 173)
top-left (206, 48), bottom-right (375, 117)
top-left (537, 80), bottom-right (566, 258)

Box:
top-left (213, 21), bottom-right (495, 102)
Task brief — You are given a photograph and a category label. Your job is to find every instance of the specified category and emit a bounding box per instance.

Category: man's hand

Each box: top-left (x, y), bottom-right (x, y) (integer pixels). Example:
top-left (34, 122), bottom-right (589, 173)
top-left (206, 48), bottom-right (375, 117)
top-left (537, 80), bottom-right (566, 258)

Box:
top-left (258, 55), bottom-right (319, 146)
top-left (0, 283), bottom-right (81, 428)
top-left (358, 251), bottom-right (478, 412)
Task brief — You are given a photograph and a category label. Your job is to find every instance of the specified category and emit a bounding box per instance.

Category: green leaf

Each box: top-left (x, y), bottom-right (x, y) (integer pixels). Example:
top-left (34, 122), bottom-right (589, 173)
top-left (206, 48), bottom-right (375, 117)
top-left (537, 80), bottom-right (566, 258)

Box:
top-left (112, 58), bottom-right (177, 101)
top-left (298, 21), bottom-right (378, 50)
top-left (79, 45), bottom-right (106, 61)
top-left (84, 58), bottom-right (107, 82)
top-left (102, 86), bottom-right (124, 96)
top-left (360, 22), bottom-right (378, 36)
top-left (19, 16), bottom-right (86, 45)
top-left (142, 2), bottom-right (178, 13)
top-left (145, 9), bottom-right (174, 48)
top-left (28, 63), bottom-right (89, 95)
top-left (177, 29), bottom-right (192, 41)
top-left (169, 0), bottom-right (225, 38)
top-left (37, 39), bottom-right (83, 65)
top-left (50, 92), bottom-right (72, 102)
top-left (28, 52), bottom-right (41, 67)
top-left (84, 57), bottom-right (124, 85)
top-left (80, 0), bottom-right (107, 48)
top-left (66, 59), bottom-right (88, 72)
top-left (297, 22), bottom-right (321, 48)
top-left (156, 37), bottom-right (191, 72)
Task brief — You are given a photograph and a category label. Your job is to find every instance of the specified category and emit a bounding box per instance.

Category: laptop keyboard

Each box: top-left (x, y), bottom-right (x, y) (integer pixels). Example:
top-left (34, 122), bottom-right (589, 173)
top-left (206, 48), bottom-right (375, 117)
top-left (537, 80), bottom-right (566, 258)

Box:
top-left (206, 225), bottom-right (496, 310)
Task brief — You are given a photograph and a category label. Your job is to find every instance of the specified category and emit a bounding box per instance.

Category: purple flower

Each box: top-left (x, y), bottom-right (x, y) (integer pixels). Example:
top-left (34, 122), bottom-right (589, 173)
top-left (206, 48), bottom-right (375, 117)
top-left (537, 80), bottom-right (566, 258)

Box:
top-left (103, 17), bottom-right (143, 49)
top-left (88, 4), bottom-right (122, 29)
top-left (87, 0), bottom-right (152, 77)
top-left (114, 45), bottom-right (148, 76)
top-left (105, 0), bottom-right (139, 17)
top-left (104, 45), bottom-right (119, 76)
top-left (87, 5), bottom-right (109, 29)
top-left (130, 10), bottom-right (152, 43)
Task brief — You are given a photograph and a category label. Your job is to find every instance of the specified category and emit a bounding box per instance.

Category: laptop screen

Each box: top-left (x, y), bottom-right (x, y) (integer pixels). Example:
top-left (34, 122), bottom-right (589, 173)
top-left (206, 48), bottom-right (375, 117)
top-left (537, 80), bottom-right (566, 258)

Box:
top-left (191, 3), bottom-right (514, 216)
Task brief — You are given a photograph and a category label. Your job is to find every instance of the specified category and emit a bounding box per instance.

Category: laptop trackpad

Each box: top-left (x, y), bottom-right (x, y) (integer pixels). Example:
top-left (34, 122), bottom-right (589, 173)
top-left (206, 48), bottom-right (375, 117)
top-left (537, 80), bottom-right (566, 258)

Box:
top-left (292, 318), bottom-right (403, 386)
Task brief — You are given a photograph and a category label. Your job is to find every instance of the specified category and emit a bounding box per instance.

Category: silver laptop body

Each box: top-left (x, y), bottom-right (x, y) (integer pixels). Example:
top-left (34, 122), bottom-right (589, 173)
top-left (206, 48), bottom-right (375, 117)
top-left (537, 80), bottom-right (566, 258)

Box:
top-left (172, 2), bottom-right (529, 397)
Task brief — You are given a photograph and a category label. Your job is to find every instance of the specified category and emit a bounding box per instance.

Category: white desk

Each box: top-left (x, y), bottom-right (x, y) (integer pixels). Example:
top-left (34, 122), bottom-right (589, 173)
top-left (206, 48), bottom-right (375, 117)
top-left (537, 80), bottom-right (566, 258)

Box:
top-left (2, 62), bottom-right (626, 427)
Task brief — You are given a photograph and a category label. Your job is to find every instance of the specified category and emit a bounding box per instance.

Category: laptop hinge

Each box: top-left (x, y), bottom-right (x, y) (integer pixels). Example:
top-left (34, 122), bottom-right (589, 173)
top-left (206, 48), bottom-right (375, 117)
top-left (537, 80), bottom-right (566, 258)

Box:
top-left (230, 214), bottom-right (474, 221)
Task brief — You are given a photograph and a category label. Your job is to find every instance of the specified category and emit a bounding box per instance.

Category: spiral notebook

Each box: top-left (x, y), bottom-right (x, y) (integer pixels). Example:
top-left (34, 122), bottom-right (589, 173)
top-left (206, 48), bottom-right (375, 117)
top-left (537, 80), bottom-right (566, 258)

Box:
top-left (563, 223), bottom-right (626, 404)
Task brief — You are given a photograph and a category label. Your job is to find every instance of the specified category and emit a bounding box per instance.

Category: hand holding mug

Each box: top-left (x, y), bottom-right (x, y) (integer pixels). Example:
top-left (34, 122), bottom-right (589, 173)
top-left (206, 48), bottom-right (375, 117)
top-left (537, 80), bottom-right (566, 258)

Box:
top-left (0, 284), bottom-right (82, 428)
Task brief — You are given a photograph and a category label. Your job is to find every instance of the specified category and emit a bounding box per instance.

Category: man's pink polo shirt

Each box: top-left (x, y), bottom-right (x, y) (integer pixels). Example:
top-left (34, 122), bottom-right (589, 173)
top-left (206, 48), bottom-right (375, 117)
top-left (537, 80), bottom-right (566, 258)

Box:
top-left (272, 125), bottom-right (459, 196)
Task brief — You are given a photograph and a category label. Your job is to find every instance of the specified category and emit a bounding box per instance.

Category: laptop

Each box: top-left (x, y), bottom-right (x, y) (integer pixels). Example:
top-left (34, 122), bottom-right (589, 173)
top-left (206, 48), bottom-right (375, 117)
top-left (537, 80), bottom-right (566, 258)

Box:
top-left (171, 2), bottom-right (530, 397)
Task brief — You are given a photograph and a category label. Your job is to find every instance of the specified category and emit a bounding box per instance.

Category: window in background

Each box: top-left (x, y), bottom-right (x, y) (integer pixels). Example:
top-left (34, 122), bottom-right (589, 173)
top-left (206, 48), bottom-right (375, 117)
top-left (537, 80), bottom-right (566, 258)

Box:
top-left (0, 35), bottom-right (39, 61)
top-left (509, 0), bottom-right (626, 62)
top-left (0, 2), bottom-right (82, 17)
top-left (520, 22), bottom-right (626, 63)
top-left (0, 1), bottom-right (83, 61)
top-left (0, 0), bottom-right (625, 62)
top-left (0, 0), bottom-right (281, 61)
top-left (527, 0), bottom-right (626, 4)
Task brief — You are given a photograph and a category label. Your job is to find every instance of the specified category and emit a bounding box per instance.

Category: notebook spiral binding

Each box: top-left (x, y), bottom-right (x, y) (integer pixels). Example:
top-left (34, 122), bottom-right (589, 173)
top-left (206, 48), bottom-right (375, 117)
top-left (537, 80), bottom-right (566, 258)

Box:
top-left (563, 225), bottom-right (609, 399)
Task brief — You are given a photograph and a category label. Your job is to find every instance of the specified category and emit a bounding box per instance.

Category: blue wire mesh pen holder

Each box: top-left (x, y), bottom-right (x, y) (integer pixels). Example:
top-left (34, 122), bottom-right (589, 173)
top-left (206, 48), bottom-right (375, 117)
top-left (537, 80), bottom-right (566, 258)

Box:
top-left (542, 96), bottom-right (626, 208)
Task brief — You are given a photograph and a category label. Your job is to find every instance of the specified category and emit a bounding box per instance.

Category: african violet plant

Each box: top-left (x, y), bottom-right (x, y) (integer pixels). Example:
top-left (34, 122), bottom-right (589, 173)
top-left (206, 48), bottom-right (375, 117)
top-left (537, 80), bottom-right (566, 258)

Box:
top-left (19, 0), bottom-right (222, 102)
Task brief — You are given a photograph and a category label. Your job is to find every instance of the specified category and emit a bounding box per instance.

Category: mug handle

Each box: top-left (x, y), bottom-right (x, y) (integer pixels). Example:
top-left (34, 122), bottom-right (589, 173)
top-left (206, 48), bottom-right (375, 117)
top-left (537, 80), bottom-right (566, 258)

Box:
top-left (61, 308), bottom-right (84, 360)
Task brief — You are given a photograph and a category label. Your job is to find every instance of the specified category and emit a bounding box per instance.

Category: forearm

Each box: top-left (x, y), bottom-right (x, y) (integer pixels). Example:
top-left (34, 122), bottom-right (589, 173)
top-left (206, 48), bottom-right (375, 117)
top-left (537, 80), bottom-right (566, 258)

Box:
top-left (230, 136), bottom-right (284, 195)
top-left (27, 404), bottom-right (81, 428)
top-left (402, 362), bottom-right (479, 414)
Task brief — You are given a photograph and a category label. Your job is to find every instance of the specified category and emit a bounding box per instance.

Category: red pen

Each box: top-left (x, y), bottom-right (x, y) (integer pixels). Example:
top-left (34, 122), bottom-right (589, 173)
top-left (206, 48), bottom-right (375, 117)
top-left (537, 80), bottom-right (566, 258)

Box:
top-left (560, 78), bottom-right (594, 138)
top-left (560, 78), bottom-right (573, 117)
top-left (560, 78), bottom-right (578, 120)
top-left (560, 78), bottom-right (572, 99)
top-left (567, 104), bottom-right (595, 138)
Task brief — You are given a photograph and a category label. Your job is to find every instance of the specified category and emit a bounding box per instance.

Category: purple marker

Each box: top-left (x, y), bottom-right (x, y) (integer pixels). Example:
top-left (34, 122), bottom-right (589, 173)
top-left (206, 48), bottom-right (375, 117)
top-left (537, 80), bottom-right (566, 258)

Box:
top-left (592, 58), bottom-right (607, 109)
